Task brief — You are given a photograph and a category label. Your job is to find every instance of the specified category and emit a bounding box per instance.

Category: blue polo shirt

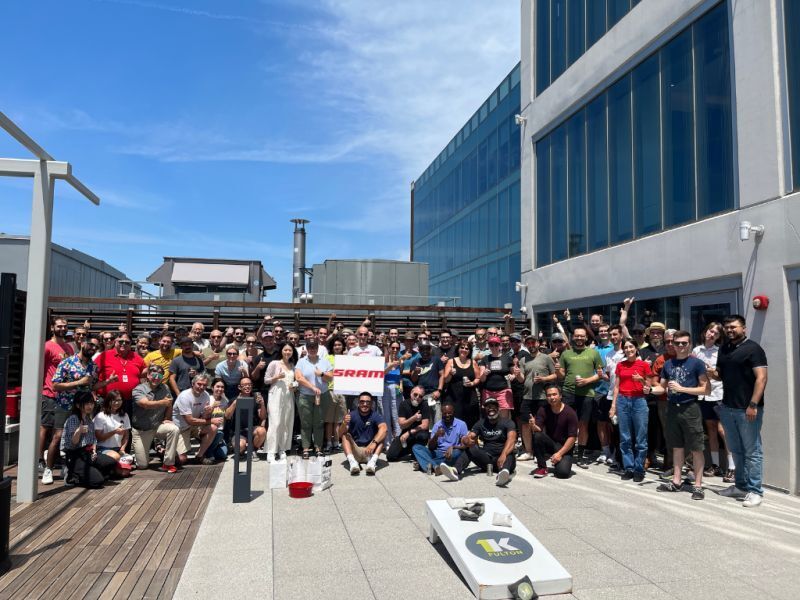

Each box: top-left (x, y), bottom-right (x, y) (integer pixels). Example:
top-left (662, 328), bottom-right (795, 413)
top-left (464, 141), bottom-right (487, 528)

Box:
top-left (347, 409), bottom-right (385, 446)
top-left (430, 418), bottom-right (468, 453)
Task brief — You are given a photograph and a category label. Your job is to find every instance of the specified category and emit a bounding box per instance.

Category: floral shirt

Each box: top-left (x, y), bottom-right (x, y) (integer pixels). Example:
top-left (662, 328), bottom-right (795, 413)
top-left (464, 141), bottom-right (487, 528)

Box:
top-left (51, 355), bottom-right (97, 410)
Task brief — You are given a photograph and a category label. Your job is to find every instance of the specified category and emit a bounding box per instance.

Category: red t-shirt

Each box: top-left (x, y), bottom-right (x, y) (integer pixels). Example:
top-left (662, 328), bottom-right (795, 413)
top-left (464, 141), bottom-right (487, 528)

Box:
top-left (94, 349), bottom-right (145, 400)
top-left (43, 340), bottom-right (74, 398)
top-left (615, 359), bottom-right (652, 397)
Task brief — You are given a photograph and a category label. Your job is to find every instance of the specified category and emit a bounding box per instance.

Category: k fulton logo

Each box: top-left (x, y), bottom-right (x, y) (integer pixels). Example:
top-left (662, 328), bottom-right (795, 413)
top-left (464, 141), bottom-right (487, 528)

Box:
top-left (465, 531), bottom-right (533, 564)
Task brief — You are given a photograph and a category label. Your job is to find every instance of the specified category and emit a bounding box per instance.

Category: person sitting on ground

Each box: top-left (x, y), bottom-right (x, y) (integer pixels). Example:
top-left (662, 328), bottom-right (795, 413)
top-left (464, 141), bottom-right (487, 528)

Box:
top-left (131, 364), bottom-right (179, 472)
top-left (338, 392), bottom-right (387, 476)
top-left (229, 378), bottom-right (267, 459)
top-left (386, 385), bottom-right (431, 462)
top-left (93, 390), bottom-right (132, 478)
top-left (452, 397), bottom-right (517, 486)
top-left (172, 373), bottom-right (218, 465)
top-left (61, 392), bottom-right (118, 488)
top-left (531, 385), bottom-right (578, 479)
top-left (414, 401), bottom-right (467, 480)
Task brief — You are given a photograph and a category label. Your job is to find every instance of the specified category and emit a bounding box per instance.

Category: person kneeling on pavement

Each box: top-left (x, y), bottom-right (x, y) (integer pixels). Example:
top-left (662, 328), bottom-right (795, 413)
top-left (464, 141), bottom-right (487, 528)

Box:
top-left (531, 385), bottom-right (577, 479)
top-left (451, 397), bottom-right (517, 486)
top-left (386, 385), bottom-right (431, 462)
top-left (61, 392), bottom-right (118, 488)
top-left (413, 401), bottom-right (467, 478)
top-left (339, 391), bottom-right (387, 475)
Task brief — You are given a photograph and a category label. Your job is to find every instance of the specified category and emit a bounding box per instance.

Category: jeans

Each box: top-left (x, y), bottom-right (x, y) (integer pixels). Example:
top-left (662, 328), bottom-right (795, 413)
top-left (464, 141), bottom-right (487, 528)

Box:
top-left (205, 430), bottom-right (228, 461)
top-left (411, 446), bottom-right (462, 472)
top-left (719, 405), bottom-right (763, 495)
top-left (617, 395), bottom-right (649, 473)
top-left (380, 384), bottom-right (402, 444)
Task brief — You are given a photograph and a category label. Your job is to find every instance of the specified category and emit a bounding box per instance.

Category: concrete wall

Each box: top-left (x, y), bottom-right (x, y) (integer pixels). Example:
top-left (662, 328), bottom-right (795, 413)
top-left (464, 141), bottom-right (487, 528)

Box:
top-left (311, 260), bottom-right (429, 306)
top-left (520, 0), bottom-right (800, 492)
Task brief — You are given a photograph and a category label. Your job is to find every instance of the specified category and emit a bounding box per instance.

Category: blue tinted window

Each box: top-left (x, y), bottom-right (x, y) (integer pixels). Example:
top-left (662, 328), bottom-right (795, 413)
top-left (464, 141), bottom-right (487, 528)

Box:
top-left (510, 112), bottom-right (521, 168)
top-left (608, 75), bottom-right (633, 244)
top-left (488, 129), bottom-right (498, 189)
top-left (488, 196), bottom-right (499, 250)
top-left (587, 0), bottom-right (606, 47)
top-left (607, 0), bottom-right (630, 28)
top-left (632, 54), bottom-right (662, 236)
top-left (586, 94), bottom-right (608, 250)
top-left (662, 29), bottom-right (695, 227)
top-left (694, 3), bottom-right (734, 216)
top-left (536, 0), bottom-right (551, 95)
top-left (788, 0), bottom-right (800, 189)
top-left (478, 140), bottom-right (488, 196)
top-left (552, 0), bottom-right (568, 82)
top-left (536, 138), bottom-right (551, 267)
top-left (499, 188), bottom-right (510, 247)
top-left (567, 111), bottom-right (587, 256)
top-left (498, 120), bottom-right (510, 181)
top-left (510, 182), bottom-right (521, 243)
top-left (551, 124), bottom-right (569, 261)
top-left (567, 0), bottom-right (586, 66)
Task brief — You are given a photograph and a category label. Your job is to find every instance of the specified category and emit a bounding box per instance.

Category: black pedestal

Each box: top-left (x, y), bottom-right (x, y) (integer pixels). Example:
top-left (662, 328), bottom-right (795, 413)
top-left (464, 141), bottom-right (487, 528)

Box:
top-left (233, 397), bottom-right (254, 503)
top-left (0, 477), bottom-right (11, 575)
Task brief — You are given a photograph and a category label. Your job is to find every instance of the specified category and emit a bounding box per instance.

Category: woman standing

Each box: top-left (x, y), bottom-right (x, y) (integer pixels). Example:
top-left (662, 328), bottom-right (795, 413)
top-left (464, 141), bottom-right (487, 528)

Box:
top-left (443, 342), bottom-right (481, 428)
top-left (264, 343), bottom-right (298, 462)
top-left (294, 340), bottom-right (331, 457)
top-left (693, 322), bottom-right (730, 478)
top-left (62, 393), bottom-right (118, 488)
top-left (610, 339), bottom-right (653, 482)
top-left (478, 336), bottom-right (514, 420)
top-left (324, 336), bottom-right (347, 452)
top-left (381, 342), bottom-right (403, 446)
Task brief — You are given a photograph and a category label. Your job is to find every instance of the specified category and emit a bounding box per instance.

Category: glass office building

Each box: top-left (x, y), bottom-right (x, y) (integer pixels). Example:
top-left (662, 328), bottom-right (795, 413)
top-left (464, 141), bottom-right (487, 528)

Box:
top-left (412, 64), bottom-right (521, 309)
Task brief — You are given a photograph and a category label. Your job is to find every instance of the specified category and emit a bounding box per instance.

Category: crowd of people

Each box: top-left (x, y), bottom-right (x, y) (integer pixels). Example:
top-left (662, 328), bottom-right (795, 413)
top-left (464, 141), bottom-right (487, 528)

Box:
top-left (35, 305), bottom-right (768, 507)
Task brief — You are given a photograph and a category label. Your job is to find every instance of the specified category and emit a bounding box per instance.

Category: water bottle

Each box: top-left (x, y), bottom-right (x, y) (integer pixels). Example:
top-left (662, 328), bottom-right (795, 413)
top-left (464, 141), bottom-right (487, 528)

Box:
top-left (487, 463), bottom-right (493, 476)
top-left (427, 463), bottom-right (433, 475)
top-left (611, 414), bottom-right (619, 426)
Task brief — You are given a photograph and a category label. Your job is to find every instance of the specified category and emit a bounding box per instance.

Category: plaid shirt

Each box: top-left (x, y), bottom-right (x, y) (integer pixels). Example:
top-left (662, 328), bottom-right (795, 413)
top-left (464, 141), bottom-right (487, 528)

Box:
top-left (61, 415), bottom-right (96, 452)
top-left (51, 355), bottom-right (97, 410)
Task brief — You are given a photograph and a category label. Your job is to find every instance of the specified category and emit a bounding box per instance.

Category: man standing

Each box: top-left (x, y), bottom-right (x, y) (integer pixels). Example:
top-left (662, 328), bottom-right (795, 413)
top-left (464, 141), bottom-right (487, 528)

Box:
top-left (94, 333), bottom-right (145, 416)
top-left (39, 317), bottom-right (75, 482)
top-left (347, 326), bottom-right (382, 357)
top-left (415, 401), bottom-right (467, 480)
top-left (453, 398), bottom-right (517, 486)
top-left (593, 324), bottom-right (617, 465)
top-left (339, 392), bottom-right (388, 476)
top-left (225, 327), bottom-right (248, 354)
top-left (716, 315), bottom-right (768, 508)
top-left (531, 385), bottom-right (578, 479)
top-left (649, 330), bottom-right (710, 500)
top-left (471, 327), bottom-right (490, 359)
top-left (201, 330), bottom-right (227, 375)
top-left (557, 327), bottom-right (603, 467)
top-left (144, 332), bottom-right (181, 383)
top-left (189, 322), bottom-right (209, 352)
top-left (169, 337), bottom-right (206, 397)
top-left (518, 335), bottom-right (557, 461)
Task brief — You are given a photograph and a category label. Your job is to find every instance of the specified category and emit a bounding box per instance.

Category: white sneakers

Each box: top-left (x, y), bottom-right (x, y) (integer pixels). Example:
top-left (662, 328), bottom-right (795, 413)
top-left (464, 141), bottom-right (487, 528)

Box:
top-left (440, 464), bottom-right (459, 481)
top-left (742, 492), bottom-right (763, 508)
top-left (365, 462), bottom-right (376, 476)
top-left (719, 485), bottom-right (748, 499)
top-left (41, 467), bottom-right (54, 485)
top-left (596, 454), bottom-right (609, 464)
top-left (349, 461), bottom-right (361, 475)
top-left (496, 468), bottom-right (511, 487)
top-left (517, 452), bottom-right (533, 461)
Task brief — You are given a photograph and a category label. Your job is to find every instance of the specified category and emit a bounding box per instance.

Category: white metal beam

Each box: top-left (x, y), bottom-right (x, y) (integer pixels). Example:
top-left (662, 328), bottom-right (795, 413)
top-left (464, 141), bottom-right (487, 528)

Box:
top-left (0, 158), bottom-right (70, 178)
top-left (0, 111), bottom-right (54, 161)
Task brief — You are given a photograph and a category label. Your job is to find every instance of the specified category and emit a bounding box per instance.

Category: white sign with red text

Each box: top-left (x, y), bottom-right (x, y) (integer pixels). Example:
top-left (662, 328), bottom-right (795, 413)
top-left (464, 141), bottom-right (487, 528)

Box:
top-left (332, 355), bottom-right (385, 396)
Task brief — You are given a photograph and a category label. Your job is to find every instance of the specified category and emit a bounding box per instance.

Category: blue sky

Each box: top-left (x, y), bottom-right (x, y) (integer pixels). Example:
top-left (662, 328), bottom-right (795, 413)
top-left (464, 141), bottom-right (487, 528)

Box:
top-left (0, 0), bottom-right (519, 301)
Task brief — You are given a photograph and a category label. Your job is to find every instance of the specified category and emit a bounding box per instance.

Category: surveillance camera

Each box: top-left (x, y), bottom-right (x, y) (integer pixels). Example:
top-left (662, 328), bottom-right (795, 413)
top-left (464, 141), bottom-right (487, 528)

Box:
top-left (520, 306), bottom-right (528, 314)
top-left (514, 114), bottom-right (526, 126)
top-left (515, 282), bottom-right (521, 293)
top-left (739, 221), bottom-right (751, 242)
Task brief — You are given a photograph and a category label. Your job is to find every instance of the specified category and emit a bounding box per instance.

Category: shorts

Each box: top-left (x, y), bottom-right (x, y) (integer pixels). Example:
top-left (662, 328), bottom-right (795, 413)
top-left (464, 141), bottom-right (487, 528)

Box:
top-left (325, 393), bottom-right (347, 423)
top-left (562, 391), bottom-right (594, 422)
top-left (40, 396), bottom-right (70, 429)
top-left (700, 400), bottom-right (721, 421)
top-left (520, 398), bottom-right (546, 423)
top-left (594, 396), bottom-right (612, 422)
top-left (481, 388), bottom-right (513, 411)
top-left (344, 433), bottom-right (380, 464)
top-left (666, 401), bottom-right (705, 452)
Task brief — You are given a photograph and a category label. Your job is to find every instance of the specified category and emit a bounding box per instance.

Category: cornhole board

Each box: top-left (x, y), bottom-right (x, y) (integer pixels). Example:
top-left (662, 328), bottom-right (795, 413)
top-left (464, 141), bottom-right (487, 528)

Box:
top-left (426, 497), bottom-right (572, 598)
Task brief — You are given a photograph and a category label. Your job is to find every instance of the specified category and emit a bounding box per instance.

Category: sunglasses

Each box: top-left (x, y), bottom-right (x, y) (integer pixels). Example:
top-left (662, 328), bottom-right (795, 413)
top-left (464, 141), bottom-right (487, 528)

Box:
top-left (357, 401), bottom-right (372, 405)
top-left (103, 337), bottom-right (114, 342)
top-left (410, 393), bottom-right (423, 398)
top-left (227, 353), bottom-right (239, 356)
top-left (673, 341), bottom-right (690, 347)
top-left (117, 340), bottom-right (131, 345)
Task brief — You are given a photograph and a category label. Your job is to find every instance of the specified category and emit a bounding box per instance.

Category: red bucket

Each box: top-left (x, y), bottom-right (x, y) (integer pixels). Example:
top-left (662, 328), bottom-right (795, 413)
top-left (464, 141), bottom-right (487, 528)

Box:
top-left (288, 481), bottom-right (313, 498)
top-left (5, 387), bottom-right (21, 420)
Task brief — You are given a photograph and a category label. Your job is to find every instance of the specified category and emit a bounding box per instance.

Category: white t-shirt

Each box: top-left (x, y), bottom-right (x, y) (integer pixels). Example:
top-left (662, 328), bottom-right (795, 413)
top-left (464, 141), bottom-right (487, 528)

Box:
top-left (172, 388), bottom-right (211, 430)
top-left (347, 344), bottom-right (382, 357)
top-left (93, 411), bottom-right (131, 448)
top-left (692, 345), bottom-right (724, 402)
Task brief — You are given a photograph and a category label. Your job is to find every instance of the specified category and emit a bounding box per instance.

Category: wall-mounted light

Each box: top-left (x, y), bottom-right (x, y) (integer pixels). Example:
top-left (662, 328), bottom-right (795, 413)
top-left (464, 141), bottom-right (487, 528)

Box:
top-left (514, 114), bottom-right (527, 126)
top-left (515, 281), bottom-right (528, 293)
top-left (739, 221), bottom-right (765, 242)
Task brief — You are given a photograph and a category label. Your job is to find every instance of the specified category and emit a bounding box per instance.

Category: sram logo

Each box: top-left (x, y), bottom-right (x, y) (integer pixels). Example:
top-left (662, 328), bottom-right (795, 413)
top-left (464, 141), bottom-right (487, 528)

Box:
top-left (332, 369), bottom-right (384, 378)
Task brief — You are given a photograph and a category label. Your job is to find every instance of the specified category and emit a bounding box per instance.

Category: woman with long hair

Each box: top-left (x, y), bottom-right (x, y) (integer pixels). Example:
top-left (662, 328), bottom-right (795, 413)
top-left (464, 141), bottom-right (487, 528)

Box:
top-left (324, 336), bottom-right (347, 452)
top-left (264, 343), bottom-right (298, 462)
top-left (62, 393), bottom-right (118, 488)
top-left (381, 341), bottom-right (403, 446)
top-left (93, 390), bottom-right (132, 477)
top-left (442, 341), bottom-right (481, 428)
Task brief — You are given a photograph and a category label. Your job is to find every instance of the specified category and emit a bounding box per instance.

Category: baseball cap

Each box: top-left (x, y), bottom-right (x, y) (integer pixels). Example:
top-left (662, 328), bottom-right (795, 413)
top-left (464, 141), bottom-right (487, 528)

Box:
top-left (263, 330), bottom-right (274, 337)
top-left (483, 397), bottom-right (500, 407)
top-left (487, 336), bottom-right (502, 344)
top-left (510, 333), bottom-right (522, 342)
top-left (551, 333), bottom-right (565, 342)
top-left (631, 324), bottom-right (646, 334)
top-left (524, 334), bottom-right (537, 342)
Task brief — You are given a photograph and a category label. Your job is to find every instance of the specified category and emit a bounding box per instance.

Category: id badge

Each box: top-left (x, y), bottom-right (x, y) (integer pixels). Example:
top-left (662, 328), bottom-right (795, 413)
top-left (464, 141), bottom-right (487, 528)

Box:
top-left (122, 374), bottom-right (129, 383)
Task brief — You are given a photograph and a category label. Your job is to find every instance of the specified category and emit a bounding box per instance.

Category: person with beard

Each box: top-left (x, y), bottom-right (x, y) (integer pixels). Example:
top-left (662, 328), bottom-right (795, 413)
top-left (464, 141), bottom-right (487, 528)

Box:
top-left (715, 315), bottom-right (768, 508)
top-left (652, 329), bottom-right (677, 473)
top-left (531, 385), bottom-right (578, 479)
top-left (557, 327), bottom-right (603, 467)
top-left (339, 392), bottom-right (387, 476)
top-left (416, 401), bottom-right (467, 480)
top-left (452, 397), bottom-right (517, 486)
top-left (144, 332), bottom-right (181, 384)
top-left (518, 335), bottom-right (557, 461)
top-left (39, 317), bottom-right (75, 480)
top-left (408, 341), bottom-right (445, 422)
top-left (386, 385), bottom-right (431, 462)
top-left (435, 329), bottom-right (458, 360)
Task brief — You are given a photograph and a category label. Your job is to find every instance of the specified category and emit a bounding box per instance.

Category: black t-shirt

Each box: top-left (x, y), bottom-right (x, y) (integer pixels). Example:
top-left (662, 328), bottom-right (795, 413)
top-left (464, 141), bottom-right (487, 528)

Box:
top-left (255, 349), bottom-right (281, 390)
top-left (510, 349), bottom-right (531, 395)
top-left (410, 355), bottom-right (445, 393)
top-left (233, 395), bottom-right (263, 430)
top-left (397, 398), bottom-right (432, 432)
top-left (717, 338), bottom-right (768, 409)
top-left (480, 354), bottom-right (513, 391)
top-left (471, 417), bottom-right (516, 455)
top-left (535, 404), bottom-right (578, 446)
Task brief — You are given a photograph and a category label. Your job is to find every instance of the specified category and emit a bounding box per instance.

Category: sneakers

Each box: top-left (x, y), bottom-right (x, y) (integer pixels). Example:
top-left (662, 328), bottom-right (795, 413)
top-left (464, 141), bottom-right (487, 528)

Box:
top-left (532, 467), bottom-right (548, 479)
top-left (365, 462), bottom-right (376, 476)
top-left (691, 487), bottom-right (705, 500)
top-left (621, 471), bottom-right (635, 481)
top-left (440, 464), bottom-right (459, 481)
top-left (41, 467), bottom-right (54, 485)
top-left (719, 485), bottom-right (748, 499)
top-left (349, 462), bottom-right (361, 475)
top-left (576, 455), bottom-right (590, 470)
top-left (495, 468), bottom-right (511, 487)
top-left (38, 459), bottom-right (45, 474)
top-left (433, 464), bottom-right (442, 476)
top-left (633, 472), bottom-right (645, 483)
top-left (412, 461), bottom-right (421, 472)
top-left (517, 452), bottom-right (533, 461)
top-left (159, 464), bottom-right (178, 474)
top-left (742, 493), bottom-right (763, 508)
top-left (657, 481), bottom-right (681, 493)
top-left (723, 469), bottom-right (736, 483)
top-left (596, 454), bottom-right (609, 464)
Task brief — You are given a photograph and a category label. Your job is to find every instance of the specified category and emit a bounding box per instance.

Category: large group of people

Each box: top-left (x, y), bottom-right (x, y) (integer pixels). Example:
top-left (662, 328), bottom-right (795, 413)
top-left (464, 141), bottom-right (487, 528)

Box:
top-left (35, 305), bottom-right (768, 507)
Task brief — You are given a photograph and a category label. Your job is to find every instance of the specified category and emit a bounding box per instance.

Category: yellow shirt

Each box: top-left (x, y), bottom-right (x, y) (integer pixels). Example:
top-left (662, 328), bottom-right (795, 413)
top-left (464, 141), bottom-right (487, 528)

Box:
top-left (144, 348), bottom-right (182, 382)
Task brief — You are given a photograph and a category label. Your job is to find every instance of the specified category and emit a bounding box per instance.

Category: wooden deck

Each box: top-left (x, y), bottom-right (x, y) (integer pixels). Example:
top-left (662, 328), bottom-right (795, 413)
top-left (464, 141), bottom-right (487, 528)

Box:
top-left (0, 463), bottom-right (222, 599)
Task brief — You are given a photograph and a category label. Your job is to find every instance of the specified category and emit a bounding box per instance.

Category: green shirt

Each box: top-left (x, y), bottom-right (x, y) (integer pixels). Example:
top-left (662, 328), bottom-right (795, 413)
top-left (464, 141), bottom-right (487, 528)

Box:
top-left (560, 347), bottom-right (603, 397)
